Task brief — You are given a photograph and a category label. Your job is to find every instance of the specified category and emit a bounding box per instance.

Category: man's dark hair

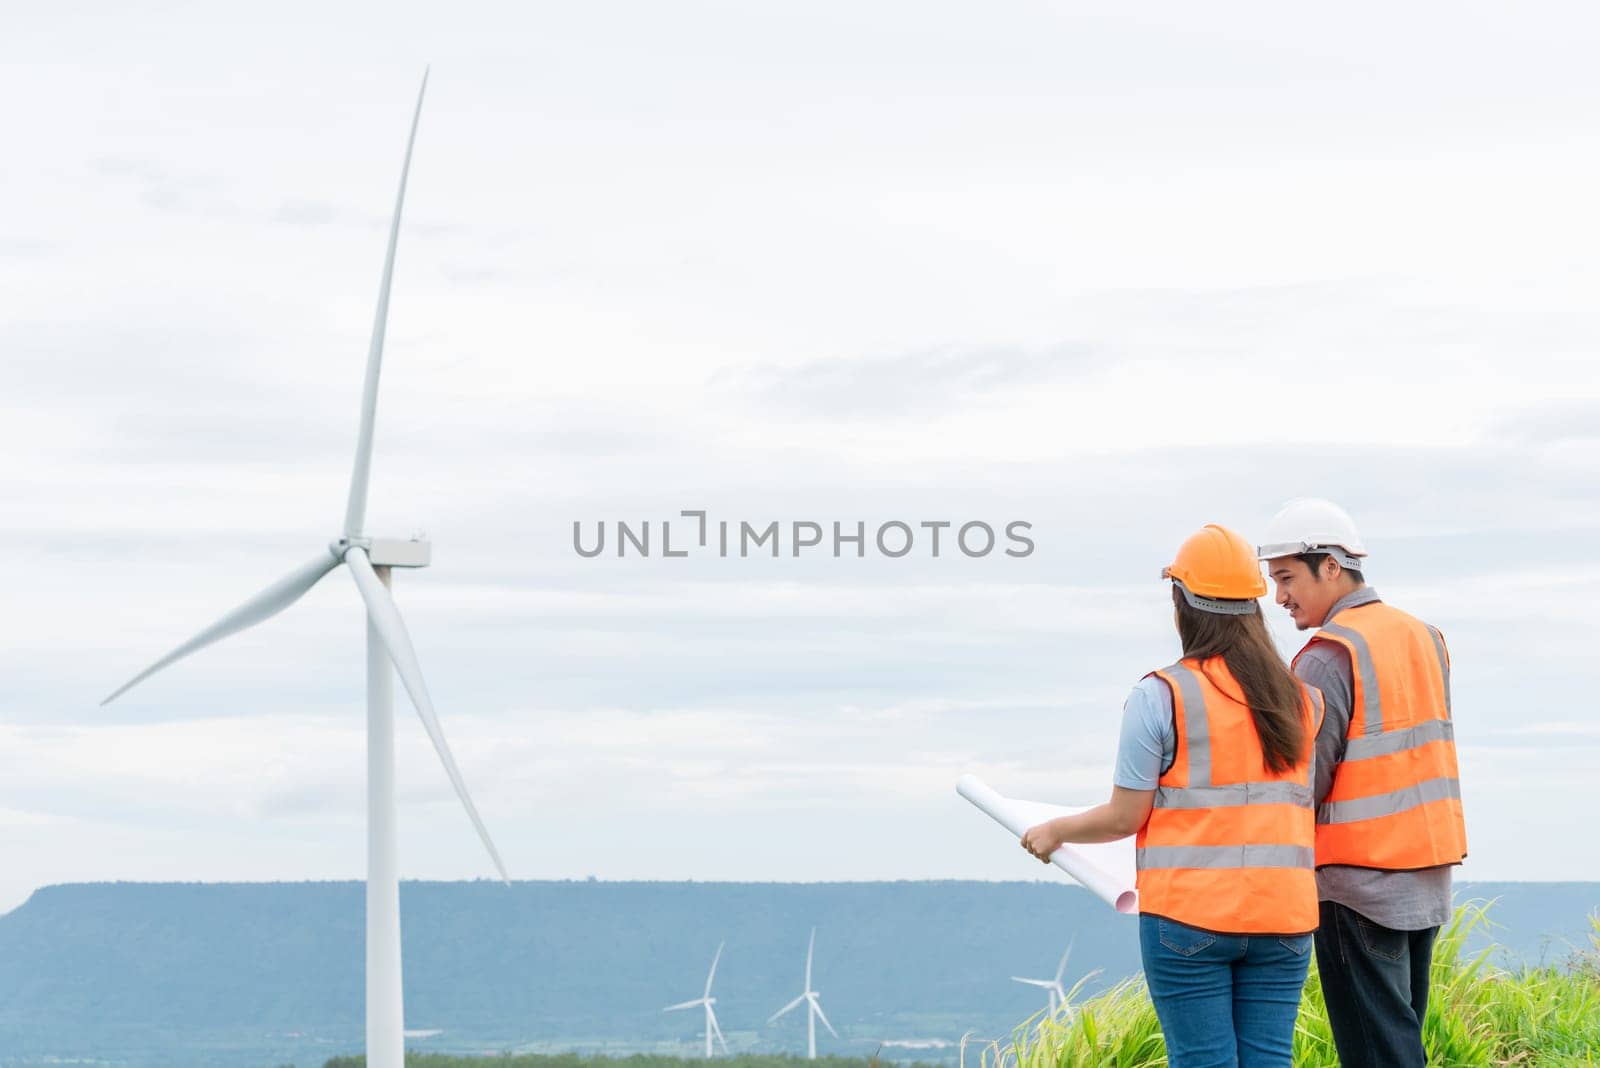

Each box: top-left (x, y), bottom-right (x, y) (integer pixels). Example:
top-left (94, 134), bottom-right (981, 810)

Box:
top-left (1295, 552), bottom-right (1364, 585)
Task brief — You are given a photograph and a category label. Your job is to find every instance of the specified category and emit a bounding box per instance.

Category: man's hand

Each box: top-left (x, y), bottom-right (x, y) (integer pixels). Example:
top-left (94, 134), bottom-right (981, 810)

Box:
top-left (1020, 819), bottom-right (1064, 863)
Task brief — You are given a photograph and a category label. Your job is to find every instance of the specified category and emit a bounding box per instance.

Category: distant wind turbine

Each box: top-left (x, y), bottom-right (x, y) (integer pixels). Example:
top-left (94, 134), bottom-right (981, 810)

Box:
top-left (99, 70), bottom-right (509, 1068)
top-left (769, 927), bottom-right (838, 1059)
top-left (1011, 941), bottom-right (1074, 1016)
top-left (664, 942), bottom-right (731, 1058)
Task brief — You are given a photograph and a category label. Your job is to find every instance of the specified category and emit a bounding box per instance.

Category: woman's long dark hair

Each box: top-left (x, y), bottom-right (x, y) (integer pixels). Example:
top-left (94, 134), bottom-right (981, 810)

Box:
top-left (1172, 586), bottom-right (1305, 773)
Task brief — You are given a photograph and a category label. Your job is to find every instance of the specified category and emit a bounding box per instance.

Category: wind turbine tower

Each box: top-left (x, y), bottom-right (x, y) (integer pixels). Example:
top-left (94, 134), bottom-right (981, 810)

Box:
top-left (769, 927), bottom-right (838, 1060)
top-left (664, 942), bottom-right (731, 1058)
top-left (100, 71), bottom-right (509, 1068)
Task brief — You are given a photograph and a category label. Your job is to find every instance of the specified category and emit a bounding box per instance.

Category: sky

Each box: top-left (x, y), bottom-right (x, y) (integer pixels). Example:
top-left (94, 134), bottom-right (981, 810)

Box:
top-left (2, 1), bottom-right (1598, 913)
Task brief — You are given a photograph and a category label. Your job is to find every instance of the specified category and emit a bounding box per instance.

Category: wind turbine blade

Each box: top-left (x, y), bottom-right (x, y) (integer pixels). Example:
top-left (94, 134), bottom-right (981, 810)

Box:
top-left (1055, 938), bottom-right (1075, 983)
top-left (1011, 977), bottom-right (1053, 989)
top-left (704, 941), bottom-right (724, 997)
top-left (806, 927), bottom-right (815, 989)
top-left (342, 68), bottom-right (429, 539)
top-left (346, 546), bottom-right (510, 884)
top-left (768, 994), bottom-right (806, 1023)
top-left (709, 1006), bottom-right (729, 1053)
top-left (663, 998), bottom-right (703, 1012)
top-left (102, 551), bottom-right (339, 704)
top-left (810, 995), bottom-right (838, 1039)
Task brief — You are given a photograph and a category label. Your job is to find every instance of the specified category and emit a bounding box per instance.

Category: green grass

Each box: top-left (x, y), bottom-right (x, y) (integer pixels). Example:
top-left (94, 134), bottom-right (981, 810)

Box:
top-left (987, 903), bottom-right (1600, 1068)
top-left (323, 1056), bottom-right (912, 1068)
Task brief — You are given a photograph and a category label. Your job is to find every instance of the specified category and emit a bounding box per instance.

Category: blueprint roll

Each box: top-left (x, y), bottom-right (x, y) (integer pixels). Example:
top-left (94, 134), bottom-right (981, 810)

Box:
top-left (957, 774), bottom-right (1139, 915)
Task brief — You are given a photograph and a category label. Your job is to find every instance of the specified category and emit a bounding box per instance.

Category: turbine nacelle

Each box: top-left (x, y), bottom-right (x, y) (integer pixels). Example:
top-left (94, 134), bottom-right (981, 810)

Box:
top-left (330, 535), bottom-right (433, 569)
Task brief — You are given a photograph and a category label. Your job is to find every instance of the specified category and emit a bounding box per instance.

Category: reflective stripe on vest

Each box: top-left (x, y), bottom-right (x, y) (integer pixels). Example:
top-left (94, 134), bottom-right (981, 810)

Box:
top-left (1297, 602), bottom-right (1468, 870)
top-left (1137, 844), bottom-right (1315, 869)
top-left (1134, 657), bottom-right (1319, 934)
top-left (1318, 775), bottom-right (1462, 825)
top-left (1343, 718), bottom-right (1454, 760)
top-left (1154, 781), bottom-right (1313, 810)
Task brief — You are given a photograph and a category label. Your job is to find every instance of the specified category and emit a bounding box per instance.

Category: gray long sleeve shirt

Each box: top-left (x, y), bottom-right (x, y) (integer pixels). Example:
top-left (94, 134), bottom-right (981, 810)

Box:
top-left (1294, 586), bottom-right (1454, 931)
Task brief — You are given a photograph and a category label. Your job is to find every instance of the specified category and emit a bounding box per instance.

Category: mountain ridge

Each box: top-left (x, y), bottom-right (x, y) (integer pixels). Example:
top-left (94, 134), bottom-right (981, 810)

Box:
top-left (1, 879), bottom-right (1593, 1068)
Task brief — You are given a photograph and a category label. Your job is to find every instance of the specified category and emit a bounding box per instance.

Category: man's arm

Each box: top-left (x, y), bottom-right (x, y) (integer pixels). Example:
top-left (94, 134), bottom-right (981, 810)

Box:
top-left (1294, 643), bottom-right (1354, 805)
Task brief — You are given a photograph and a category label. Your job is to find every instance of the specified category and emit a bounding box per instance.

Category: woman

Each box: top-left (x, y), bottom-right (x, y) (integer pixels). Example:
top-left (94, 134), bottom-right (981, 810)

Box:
top-left (1021, 524), bottom-right (1323, 1068)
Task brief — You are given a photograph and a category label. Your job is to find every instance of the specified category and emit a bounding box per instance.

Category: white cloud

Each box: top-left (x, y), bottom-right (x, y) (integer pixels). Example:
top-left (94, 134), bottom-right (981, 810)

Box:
top-left (3, 0), bottom-right (1598, 911)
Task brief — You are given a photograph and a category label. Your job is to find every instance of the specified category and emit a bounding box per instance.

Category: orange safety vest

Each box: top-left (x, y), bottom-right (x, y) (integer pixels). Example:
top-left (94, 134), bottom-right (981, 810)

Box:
top-left (1295, 601), bottom-right (1468, 871)
top-left (1135, 657), bottom-right (1323, 935)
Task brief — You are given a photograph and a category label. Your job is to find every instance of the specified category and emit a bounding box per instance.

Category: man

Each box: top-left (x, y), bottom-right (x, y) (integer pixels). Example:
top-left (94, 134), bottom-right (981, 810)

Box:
top-left (1258, 498), bottom-right (1467, 1068)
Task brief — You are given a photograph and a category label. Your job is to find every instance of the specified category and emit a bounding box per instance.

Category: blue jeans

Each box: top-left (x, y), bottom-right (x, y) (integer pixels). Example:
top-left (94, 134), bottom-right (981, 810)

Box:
top-left (1139, 914), bottom-right (1312, 1068)
top-left (1313, 901), bottom-right (1437, 1068)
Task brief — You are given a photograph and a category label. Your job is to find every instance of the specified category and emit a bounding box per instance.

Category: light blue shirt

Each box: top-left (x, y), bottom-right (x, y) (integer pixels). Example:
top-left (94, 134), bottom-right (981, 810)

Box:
top-left (1113, 674), bottom-right (1175, 790)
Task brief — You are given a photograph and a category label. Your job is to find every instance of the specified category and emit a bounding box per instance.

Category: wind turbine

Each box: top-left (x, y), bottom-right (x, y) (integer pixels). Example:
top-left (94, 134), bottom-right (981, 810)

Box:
top-left (769, 927), bottom-right (837, 1060)
top-left (1011, 940), bottom-right (1073, 1016)
top-left (664, 942), bottom-right (730, 1058)
top-left (99, 71), bottom-right (509, 1068)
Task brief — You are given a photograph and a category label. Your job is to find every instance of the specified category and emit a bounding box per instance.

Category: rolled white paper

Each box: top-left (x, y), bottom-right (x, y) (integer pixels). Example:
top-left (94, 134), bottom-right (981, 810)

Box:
top-left (957, 773), bottom-right (1139, 915)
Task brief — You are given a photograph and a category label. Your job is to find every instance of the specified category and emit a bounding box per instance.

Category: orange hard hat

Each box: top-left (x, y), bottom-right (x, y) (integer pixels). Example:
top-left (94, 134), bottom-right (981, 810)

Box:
top-left (1162, 524), bottom-right (1267, 614)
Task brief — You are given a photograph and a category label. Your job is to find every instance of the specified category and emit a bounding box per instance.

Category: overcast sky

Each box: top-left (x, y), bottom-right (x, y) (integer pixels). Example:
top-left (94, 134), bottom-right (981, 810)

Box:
top-left (2, 2), bottom-right (1598, 912)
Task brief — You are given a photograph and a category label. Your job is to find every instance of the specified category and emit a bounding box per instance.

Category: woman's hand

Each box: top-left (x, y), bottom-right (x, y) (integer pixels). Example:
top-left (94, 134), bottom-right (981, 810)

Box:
top-left (1021, 819), bottom-right (1065, 863)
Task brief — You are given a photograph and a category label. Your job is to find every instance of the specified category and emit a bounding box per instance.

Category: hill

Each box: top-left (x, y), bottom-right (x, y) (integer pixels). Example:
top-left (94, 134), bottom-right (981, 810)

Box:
top-left (0, 880), bottom-right (1592, 1068)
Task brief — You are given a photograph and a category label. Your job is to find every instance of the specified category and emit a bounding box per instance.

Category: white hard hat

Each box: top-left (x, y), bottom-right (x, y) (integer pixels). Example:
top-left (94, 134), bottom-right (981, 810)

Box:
top-left (1256, 497), bottom-right (1368, 570)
